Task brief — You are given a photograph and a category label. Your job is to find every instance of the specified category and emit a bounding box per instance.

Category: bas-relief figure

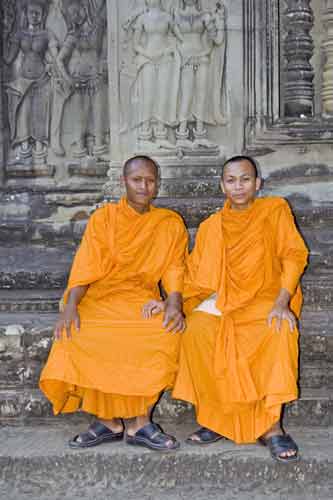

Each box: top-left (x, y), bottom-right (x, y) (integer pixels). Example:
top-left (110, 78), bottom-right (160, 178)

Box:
top-left (125, 0), bottom-right (184, 150)
top-left (175, 0), bottom-right (226, 148)
top-left (3, 0), bottom-right (58, 162)
top-left (51, 0), bottom-right (108, 158)
top-left (123, 0), bottom-right (227, 153)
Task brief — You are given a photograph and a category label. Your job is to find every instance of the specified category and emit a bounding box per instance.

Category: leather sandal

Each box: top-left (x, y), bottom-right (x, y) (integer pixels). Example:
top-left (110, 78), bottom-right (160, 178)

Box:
top-left (126, 422), bottom-right (180, 451)
top-left (186, 426), bottom-right (225, 445)
top-left (258, 433), bottom-right (299, 463)
top-left (69, 421), bottom-right (124, 449)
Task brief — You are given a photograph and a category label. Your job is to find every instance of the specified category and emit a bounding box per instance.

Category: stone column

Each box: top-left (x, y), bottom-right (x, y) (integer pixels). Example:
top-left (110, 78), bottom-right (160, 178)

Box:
top-left (106, 0), bottom-right (122, 162)
top-left (322, 3), bottom-right (333, 115)
top-left (283, 0), bottom-right (314, 118)
top-left (0, 10), bottom-right (6, 186)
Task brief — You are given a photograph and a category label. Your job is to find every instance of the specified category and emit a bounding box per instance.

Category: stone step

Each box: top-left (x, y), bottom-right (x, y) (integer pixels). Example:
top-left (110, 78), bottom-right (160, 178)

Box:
top-left (0, 424), bottom-right (332, 500)
top-left (0, 272), bottom-right (330, 314)
top-left (0, 311), bottom-right (332, 425)
top-left (1, 192), bottom-right (333, 250)
top-left (0, 386), bottom-right (331, 428)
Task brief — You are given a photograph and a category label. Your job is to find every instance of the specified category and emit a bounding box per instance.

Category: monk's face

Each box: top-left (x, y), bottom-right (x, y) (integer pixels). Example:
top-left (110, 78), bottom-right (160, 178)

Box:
top-left (122, 160), bottom-right (158, 213)
top-left (221, 160), bottom-right (261, 210)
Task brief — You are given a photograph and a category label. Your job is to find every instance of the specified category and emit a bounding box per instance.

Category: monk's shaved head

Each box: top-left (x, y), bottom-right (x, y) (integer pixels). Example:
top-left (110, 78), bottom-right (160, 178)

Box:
top-left (221, 155), bottom-right (259, 179)
top-left (123, 155), bottom-right (160, 178)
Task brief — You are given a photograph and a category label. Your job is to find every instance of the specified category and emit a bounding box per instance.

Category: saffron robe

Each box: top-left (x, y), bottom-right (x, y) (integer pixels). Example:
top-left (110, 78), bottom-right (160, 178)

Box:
top-left (173, 197), bottom-right (308, 443)
top-left (40, 197), bottom-right (188, 418)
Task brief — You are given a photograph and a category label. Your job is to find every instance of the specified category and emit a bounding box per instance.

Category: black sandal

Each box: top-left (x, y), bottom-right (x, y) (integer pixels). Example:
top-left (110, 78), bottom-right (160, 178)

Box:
top-left (186, 426), bottom-right (225, 445)
top-left (259, 434), bottom-right (299, 463)
top-left (126, 422), bottom-right (180, 451)
top-left (69, 421), bottom-right (124, 449)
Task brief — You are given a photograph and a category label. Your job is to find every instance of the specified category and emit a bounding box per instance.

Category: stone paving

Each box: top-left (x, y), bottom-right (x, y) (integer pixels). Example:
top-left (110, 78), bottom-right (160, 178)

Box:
top-left (1, 423), bottom-right (332, 500)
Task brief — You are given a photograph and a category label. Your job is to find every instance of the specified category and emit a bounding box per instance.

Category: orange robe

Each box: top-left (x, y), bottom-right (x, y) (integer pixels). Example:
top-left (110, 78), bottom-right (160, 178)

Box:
top-left (173, 197), bottom-right (308, 443)
top-left (40, 197), bottom-right (188, 419)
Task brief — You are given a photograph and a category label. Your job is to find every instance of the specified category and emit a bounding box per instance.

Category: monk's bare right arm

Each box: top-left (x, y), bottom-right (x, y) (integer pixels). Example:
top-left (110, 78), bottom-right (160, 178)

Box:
top-left (54, 285), bottom-right (89, 340)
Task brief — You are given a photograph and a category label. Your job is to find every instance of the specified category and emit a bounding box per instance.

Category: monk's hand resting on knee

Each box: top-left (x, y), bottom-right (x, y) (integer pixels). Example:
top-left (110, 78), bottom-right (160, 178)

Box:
top-left (267, 288), bottom-right (296, 333)
top-left (142, 300), bottom-right (165, 319)
top-left (54, 303), bottom-right (80, 340)
top-left (54, 285), bottom-right (88, 340)
top-left (162, 292), bottom-right (186, 334)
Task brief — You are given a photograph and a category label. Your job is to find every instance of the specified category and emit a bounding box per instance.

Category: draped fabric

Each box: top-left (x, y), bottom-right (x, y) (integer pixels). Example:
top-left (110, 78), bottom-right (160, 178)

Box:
top-left (40, 197), bottom-right (188, 418)
top-left (173, 197), bottom-right (308, 443)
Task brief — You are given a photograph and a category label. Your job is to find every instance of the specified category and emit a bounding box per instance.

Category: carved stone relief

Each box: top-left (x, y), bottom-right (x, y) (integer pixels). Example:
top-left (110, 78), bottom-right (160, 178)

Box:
top-left (51, 0), bottom-right (108, 159)
top-left (322, 3), bottom-right (333, 116)
top-left (283, 0), bottom-right (314, 118)
top-left (1, 0), bottom-right (109, 170)
top-left (3, 0), bottom-right (57, 164)
top-left (120, 0), bottom-right (228, 156)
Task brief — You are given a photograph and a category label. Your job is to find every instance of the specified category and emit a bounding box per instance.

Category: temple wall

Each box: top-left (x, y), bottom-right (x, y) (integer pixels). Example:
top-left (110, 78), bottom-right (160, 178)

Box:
top-left (0, 0), bottom-right (332, 424)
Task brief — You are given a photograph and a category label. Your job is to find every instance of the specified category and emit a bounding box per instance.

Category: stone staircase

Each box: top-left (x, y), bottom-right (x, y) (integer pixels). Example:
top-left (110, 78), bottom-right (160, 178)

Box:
top-left (0, 162), bottom-right (332, 498)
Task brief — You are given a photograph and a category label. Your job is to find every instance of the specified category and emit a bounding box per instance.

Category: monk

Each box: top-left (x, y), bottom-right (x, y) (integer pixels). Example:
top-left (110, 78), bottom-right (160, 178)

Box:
top-left (39, 155), bottom-right (188, 451)
top-left (147, 155), bottom-right (308, 462)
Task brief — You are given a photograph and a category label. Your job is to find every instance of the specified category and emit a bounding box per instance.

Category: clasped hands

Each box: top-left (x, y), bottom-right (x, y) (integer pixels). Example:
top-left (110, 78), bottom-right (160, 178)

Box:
top-left (142, 295), bottom-right (186, 334)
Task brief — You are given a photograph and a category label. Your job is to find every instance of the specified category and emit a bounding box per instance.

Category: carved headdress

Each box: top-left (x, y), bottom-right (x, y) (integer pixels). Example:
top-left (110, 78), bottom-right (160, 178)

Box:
top-left (19, 0), bottom-right (50, 28)
top-left (59, 0), bottom-right (105, 25)
top-left (179, 0), bottom-right (202, 10)
top-left (2, 0), bottom-right (17, 33)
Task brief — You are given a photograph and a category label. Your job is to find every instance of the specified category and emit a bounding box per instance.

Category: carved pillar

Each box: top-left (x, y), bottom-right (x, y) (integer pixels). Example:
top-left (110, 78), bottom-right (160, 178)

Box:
top-left (106, 0), bottom-right (122, 162)
top-left (322, 4), bottom-right (333, 115)
top-left (283, 0), bottom-right (314, 118)
top-left (0, 9), bottom-right (5, 185)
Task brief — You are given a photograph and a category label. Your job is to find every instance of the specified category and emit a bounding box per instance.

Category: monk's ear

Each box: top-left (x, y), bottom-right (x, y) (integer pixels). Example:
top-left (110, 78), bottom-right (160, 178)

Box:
top-left (255, 177), bottom-right (262, 191)
top-left (220, 179), bottom-right (226, 194)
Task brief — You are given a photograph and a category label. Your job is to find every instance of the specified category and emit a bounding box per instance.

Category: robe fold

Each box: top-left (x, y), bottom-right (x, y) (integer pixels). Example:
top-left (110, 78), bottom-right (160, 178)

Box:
top-left (40, 197), bottom-right (188, 418)
top-left (172, 197), bottom-right (308, 443)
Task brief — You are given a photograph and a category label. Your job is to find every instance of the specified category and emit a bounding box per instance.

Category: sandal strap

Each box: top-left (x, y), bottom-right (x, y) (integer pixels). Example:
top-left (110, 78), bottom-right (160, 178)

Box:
top-left (135, 422), bottom-right (176, 446)
top-left (75, 421), bottom-right (122, 443)
top-left (192, 427), bottom-right (221, 442)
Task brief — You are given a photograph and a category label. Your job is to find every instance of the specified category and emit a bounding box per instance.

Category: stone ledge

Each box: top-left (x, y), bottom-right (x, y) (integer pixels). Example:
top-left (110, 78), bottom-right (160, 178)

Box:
top-left (0, 424), bottom-right (332, 500)
top-left (0, 389), bottom-right (331, 427)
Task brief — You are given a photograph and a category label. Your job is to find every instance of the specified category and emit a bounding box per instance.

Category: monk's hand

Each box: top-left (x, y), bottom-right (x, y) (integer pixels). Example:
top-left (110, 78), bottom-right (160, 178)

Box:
top-left (267, 288), bottom-right (296, 333)
top-left (162, 292), bottom-right (186, 334)
top-left (142, 300), bottom-right (165, 319)
top-left (54, 303), bottom-right (80, 340)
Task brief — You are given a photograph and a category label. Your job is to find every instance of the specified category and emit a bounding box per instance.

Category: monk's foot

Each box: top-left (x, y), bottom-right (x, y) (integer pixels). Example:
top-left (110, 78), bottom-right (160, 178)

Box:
top-left (126, 422), bottom-right (180, 452)
top-left (68, 420), bottom-right (124, 449)
top-left (99, 417), bottom-right (124, 434)
top-left (186, 427), bottom-right (225, 446)
top-left (259, 426), bottom-right (299, 462)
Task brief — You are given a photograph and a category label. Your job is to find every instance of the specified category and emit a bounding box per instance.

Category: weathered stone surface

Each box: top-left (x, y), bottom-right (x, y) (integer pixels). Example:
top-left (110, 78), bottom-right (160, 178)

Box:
top-left (106, 178), bottom-right (221, 198)
top-left (5, 163), bottom-right (55, 178)
top-left (0, 425), bottom-right (332, 500)
top-left (68, 161), bottom-right (109, 178)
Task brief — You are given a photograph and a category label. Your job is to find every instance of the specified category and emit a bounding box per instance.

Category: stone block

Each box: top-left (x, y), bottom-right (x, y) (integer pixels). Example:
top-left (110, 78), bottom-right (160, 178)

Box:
top-left (68, 161), bottom-right (109, 178)
top-left (299, 363), bottom-right (333, 390)
top-left (0, 392), bottom-right (22, 420)
top-left (284, 397), bottom-right (332, 427)
top-left (22, 390), bottom-right (54, 420)
top-left (300, 334), bottom-right (331, 363)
